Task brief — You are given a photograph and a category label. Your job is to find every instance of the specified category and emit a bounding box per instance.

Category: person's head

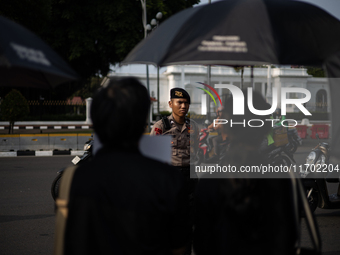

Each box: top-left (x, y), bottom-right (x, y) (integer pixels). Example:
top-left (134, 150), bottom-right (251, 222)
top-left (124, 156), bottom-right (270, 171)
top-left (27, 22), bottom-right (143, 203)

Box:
top-left (168, 88), bottom-right (190, 118)
top-left (221, 90), bottom-right (271, 147)
top-left (91, 77), bottom-right (150, 150)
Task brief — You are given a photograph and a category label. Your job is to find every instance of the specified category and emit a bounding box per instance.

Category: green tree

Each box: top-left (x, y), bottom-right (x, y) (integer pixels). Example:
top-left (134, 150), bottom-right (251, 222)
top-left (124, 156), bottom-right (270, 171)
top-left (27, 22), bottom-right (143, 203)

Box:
top-left (233, 66), bottom-right (245, 88)
top-left (0, 0), bottom-right (199, 99)
top-left (0, 0), bottom-right (51, 40)
top-left (0, 89), bottom-right (30, 134)
top-left (306, 67), bottom-right (325, 77)
top-left (72, 76), bottom-right (104, 99)
top-left (46, 0), bottom-right (199, 82)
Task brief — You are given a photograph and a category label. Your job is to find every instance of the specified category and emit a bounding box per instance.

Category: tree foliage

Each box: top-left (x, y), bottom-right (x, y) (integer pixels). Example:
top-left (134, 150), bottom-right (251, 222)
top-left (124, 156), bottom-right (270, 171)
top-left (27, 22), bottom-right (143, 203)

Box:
top-left (0, 89), bottom-right (29, 133)
top-left (0, 0), bottom-right (199, 99)
top-left (72, 76), bottom-right (104, 99)
top-left (0, 0), bottom-right (51, 40)
top-left (46, 0), bottom-right (199, 79)
top-left (306, 67), bottom-right (325, 77)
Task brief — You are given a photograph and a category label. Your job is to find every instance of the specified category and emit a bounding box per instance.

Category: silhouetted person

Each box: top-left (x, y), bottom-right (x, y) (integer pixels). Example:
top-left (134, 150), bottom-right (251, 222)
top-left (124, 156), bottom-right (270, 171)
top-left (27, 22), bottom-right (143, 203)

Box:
top-left (63, 77), bottom-right (191, 255)
top-left (193, 91), bottom-right (297, 255)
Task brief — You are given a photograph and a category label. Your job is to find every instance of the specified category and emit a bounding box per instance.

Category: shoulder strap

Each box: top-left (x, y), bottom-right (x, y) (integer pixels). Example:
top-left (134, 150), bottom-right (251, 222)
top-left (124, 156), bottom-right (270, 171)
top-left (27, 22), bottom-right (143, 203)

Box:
top-left (162, 116), bottom-right (171, 131)
top-left (54, 165), bottom-right (77, 255)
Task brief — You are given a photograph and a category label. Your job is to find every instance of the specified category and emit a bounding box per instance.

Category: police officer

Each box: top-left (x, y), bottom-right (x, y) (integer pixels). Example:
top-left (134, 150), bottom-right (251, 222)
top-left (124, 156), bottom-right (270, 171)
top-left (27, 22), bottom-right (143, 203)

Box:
top-left (150, 87), bottom-right (198, 255)
top-left (150, 88), bottom-right (198, 176)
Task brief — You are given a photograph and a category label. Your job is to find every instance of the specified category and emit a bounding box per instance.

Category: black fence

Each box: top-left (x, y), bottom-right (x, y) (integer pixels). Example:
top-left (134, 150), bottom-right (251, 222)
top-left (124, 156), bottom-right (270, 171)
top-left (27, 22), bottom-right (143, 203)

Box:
top-left (0, 100), bottom-right (87, 121)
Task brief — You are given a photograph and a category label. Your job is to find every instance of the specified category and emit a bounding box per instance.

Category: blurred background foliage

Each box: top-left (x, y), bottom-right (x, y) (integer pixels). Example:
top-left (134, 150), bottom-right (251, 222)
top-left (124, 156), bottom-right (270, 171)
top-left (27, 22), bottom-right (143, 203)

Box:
top-left (0, 89), bottom-right (29, 133)
top-left (0, 0), bottom-right (199, 101)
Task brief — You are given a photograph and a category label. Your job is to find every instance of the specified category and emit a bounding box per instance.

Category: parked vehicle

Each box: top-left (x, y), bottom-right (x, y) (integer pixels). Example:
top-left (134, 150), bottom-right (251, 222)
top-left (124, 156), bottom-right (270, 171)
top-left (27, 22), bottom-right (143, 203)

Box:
top-left (198, 127), bottom-right (295, 166)
top-left (197, 128), bottom-right (228, 164)
top-left (299, 133), bottom-right (340, 212)
top-left (198, 128), bottom-right (213, 161)
top-left (287, 127), bottom-right (302, 154)
top-left (51, 138), bottom-right (94, 201)
top-left (264, 143), bottom-right (296, 166)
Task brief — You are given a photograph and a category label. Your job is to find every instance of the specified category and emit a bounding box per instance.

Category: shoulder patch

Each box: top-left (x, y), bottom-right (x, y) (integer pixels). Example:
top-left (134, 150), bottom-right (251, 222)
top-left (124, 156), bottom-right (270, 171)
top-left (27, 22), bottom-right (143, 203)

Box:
top-left (154, 127), bottom-right (163, 135)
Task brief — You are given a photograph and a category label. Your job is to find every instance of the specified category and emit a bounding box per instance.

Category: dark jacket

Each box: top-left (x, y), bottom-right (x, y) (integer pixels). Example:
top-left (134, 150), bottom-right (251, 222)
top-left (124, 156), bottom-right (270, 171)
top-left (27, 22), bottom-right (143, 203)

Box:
top-left (193, 150), bottom-right (297, 255)
top-left (64, 147), bottom-right (191, 255)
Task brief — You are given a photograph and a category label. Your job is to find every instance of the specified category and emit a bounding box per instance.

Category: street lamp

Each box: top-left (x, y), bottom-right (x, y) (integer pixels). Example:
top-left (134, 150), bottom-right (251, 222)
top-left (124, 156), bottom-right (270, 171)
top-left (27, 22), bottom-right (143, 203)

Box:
top-left (140, 0), bottom-right (152, 130)
top-left (140, 1), bottom-right (163, 128)
top-left (150, 19), bottom-right (157, 26)
top-left (156, 12), bottom-right (163, 20)
top-left (148, 12), bottom-right (163, 114)
top-left (151, 12), bottom-right (163, 27)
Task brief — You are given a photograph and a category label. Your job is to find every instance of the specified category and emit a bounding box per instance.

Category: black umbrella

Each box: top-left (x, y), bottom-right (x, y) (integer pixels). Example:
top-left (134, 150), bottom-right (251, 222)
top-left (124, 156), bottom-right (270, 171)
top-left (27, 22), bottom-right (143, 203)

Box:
top-left (123, 0), bottom-right (340, 160)
top-left (0, 16), bottom-right (78, 88)
top-left (123, 0), bottom-right (340, 66)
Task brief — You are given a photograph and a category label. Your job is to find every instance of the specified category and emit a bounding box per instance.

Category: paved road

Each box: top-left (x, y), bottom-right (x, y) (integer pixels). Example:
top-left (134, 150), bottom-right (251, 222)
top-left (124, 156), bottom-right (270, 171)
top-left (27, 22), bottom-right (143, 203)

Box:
top-left (295, 140), bottom-right (340, 255)
top-left (0, 142), bottom-right (340, 255)
top-left (0, 156), bottom-right (73, 255)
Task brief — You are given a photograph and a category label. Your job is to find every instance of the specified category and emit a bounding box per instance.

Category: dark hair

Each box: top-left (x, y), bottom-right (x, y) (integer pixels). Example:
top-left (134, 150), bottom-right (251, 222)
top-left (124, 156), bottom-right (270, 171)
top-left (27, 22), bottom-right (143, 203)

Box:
top-left (222, 90), bottom-right (271, 146)
top-left (90, 77), bottom-right (150, 150)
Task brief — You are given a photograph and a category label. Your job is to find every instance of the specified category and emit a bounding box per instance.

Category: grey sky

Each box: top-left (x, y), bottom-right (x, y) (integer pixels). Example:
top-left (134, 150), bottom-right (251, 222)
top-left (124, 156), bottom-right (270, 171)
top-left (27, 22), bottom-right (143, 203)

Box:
top-left (196, 0), bottom-right (340, 20)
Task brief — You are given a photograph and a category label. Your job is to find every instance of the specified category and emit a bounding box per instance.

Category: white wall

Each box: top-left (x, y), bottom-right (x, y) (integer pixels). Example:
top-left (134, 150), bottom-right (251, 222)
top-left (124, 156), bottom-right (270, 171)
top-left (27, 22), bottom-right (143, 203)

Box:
top-left (109, 65), bottom-right (329, 115)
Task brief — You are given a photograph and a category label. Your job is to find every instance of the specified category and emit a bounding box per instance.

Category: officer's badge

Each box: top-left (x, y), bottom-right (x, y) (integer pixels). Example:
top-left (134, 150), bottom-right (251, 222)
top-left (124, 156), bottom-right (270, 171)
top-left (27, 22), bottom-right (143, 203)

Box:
top-left (175, 91), bottom-right (183, 97)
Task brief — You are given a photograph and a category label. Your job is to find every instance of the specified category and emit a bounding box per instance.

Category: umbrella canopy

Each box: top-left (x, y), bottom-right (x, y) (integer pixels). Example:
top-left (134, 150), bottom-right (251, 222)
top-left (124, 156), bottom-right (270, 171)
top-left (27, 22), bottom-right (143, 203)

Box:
top-left (123, 0), bottom-right (340, 67)
top-left (123, 0), bottom-right (340, 159)
top-left (0, 16), bottom-right (78, 88)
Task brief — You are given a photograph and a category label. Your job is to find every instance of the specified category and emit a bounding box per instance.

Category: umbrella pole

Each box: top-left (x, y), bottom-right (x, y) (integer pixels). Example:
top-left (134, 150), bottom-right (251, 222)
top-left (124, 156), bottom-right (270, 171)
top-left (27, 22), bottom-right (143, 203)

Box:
top-left (241, 67), bottom-right (244, 90)
top-left (157, 66), bottom-right (160, 114)
top-left (206, 0), bottom-right (212, 121)
top-left (267, 65), bottom-right (272, 104)
top-left (251, 66), bottom-right (254, 89)
top-left (146, 65), bottom-right (151, 131)
top-left (207, 65), bottom-right (211, 121)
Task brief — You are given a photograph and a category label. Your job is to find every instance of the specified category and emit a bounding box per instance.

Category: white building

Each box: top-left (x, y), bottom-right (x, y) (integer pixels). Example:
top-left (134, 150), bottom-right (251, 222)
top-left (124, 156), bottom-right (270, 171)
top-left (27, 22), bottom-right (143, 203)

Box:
top-left (109, 65), bottom-right (329, 116)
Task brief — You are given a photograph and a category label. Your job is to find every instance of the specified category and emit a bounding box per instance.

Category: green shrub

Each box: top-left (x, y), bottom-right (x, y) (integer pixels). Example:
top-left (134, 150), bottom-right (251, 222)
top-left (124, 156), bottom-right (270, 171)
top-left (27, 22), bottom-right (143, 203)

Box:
top-left (153, 111), bottom-right (171, 120)
top-left (159, 111), bottom-right (171, 116)
top-left (0, 89), bottom-right (29, 133)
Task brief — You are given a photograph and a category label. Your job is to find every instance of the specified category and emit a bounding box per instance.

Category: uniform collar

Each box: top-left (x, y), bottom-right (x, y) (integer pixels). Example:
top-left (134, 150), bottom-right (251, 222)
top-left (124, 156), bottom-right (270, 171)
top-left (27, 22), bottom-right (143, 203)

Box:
top-left (169, 113), bottom-right (190, 133)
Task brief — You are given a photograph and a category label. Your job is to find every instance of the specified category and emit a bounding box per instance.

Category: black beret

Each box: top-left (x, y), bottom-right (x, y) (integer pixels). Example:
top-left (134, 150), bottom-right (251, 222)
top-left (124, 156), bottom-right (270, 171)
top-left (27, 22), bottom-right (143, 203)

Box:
top-left (170, 88), bottom-right (191, 104)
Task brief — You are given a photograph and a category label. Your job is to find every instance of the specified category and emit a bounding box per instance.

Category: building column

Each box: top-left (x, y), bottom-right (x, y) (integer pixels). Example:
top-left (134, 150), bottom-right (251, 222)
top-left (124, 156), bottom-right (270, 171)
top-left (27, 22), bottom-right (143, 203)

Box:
top-left (261, 82), bottom-right (266, 98)
top-left (85, 98), bottom-right (93, 124)
top-left (181, 66), bottom-right (185, 88)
